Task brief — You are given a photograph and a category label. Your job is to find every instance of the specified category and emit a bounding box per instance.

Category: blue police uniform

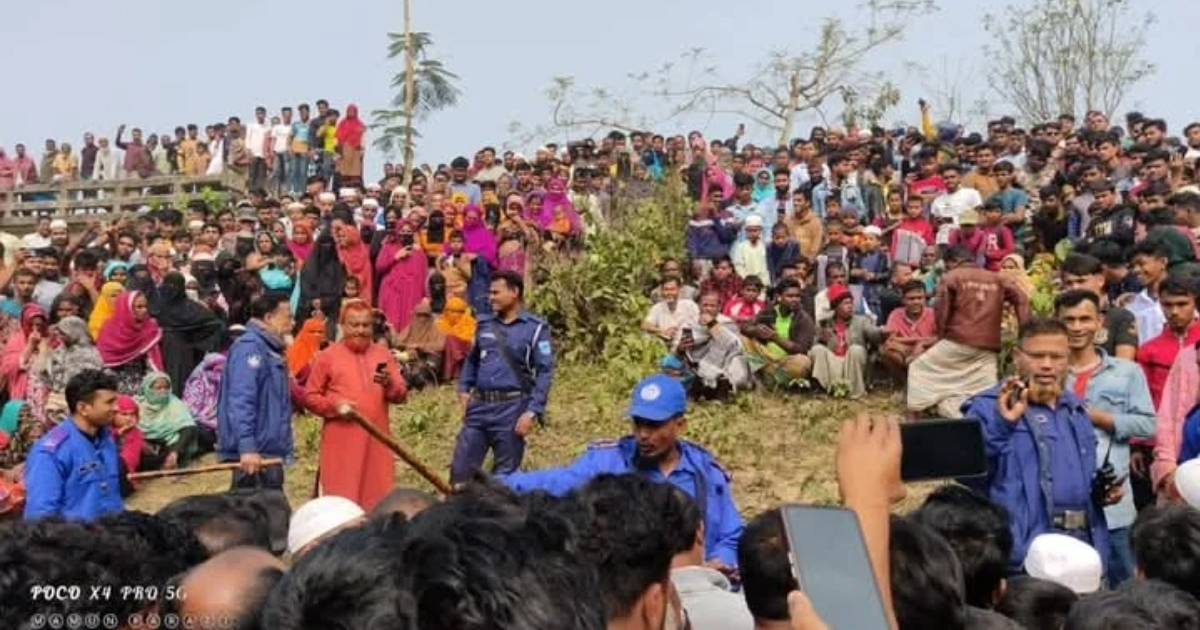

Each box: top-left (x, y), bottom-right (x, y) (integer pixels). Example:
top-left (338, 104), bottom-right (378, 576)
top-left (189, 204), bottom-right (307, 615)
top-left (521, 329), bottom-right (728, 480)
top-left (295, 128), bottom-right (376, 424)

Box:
top-left (499, 374), bottom-right (745, 567)
top-left (23, 420), bottom-right (125, 521)
top-left (963, 386), bottom-right (1108, 573)
top-left (451, 309), bottom-right (554, 483)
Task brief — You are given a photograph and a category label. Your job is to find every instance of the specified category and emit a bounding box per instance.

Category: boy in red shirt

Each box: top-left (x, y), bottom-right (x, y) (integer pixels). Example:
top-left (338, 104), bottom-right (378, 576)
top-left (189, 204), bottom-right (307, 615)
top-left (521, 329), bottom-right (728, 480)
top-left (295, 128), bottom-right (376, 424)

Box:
top-left (889, 195), bottom-right (934, 264)
top-left (978, 199), bottom-right (1015, 271)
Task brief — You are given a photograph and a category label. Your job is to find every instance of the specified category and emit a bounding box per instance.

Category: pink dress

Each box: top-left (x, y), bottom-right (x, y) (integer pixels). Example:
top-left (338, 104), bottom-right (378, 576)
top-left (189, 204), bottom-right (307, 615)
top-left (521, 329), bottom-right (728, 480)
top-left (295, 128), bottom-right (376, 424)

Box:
top-left (375, 241), bottom-right (429, 332)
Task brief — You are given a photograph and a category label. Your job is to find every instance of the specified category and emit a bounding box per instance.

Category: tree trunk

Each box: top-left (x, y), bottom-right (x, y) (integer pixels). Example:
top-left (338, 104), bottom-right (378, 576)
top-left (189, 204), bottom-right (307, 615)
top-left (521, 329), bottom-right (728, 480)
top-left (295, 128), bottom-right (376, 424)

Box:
top-left (777, 86), bottom-right (801, 147)
top-left (402, 0), bottom-right (415, 185)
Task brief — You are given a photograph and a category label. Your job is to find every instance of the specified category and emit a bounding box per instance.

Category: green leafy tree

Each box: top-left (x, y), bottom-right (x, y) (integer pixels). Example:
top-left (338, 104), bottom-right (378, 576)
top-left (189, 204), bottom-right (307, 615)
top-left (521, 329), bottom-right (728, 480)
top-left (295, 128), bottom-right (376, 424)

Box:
top-left (372, 2), bottom-right (461, 178)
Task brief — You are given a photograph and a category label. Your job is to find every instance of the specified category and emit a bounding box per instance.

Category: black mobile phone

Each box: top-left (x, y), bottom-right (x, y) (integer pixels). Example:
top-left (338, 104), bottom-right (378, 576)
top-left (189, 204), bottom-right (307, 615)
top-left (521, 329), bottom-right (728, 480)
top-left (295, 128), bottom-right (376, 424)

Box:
top-left (680, 328), bottom-right (694, 345)
top-left (899, 419), bottom-right (987, 482)
top-left (779, 505), bottom-right (891, 630)
top-left (1006, 377), bottom-right (1029, 409)
top-left (399, 232), bottom-right (415, 248)
top-left (376, 362), bottom-right (387, 374)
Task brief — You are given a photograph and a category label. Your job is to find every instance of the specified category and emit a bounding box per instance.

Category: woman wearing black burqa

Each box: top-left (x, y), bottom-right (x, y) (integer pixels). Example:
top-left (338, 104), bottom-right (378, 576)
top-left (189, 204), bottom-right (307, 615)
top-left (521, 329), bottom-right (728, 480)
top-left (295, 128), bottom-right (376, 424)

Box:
top-left (297, 229), bottom-right (345, 341)
top-left (156, 272), bottom-right (223, 397)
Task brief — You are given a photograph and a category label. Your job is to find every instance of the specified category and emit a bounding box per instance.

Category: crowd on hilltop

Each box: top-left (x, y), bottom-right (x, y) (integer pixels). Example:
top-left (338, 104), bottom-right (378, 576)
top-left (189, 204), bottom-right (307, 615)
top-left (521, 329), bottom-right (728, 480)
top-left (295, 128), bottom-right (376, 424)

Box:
top-left (3, 98), bottom-right (1200, 629)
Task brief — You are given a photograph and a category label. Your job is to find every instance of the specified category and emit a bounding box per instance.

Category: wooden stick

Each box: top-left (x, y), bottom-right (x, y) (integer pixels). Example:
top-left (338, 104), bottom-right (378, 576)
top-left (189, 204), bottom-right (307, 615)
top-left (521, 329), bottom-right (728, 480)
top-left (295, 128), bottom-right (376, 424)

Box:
top-left (127, 458), bottom-right (284, 481)
top-left (340, 406), bottom-right (453, 496)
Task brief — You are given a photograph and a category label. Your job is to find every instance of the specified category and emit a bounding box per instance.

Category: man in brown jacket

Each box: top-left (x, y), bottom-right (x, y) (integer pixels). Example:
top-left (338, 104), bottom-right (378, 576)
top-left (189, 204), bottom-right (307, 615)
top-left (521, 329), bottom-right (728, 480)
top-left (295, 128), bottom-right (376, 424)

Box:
top-left (906, 245), bottom-right (1030, 418)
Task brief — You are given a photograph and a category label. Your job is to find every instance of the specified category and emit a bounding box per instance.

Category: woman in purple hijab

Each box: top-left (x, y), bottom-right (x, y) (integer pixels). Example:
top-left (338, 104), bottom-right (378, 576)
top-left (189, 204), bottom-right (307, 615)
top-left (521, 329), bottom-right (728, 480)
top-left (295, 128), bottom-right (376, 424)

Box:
top-left (451, 205), bottom-right (499, 268)
top-left (537, 178), bottom-right (584, 234)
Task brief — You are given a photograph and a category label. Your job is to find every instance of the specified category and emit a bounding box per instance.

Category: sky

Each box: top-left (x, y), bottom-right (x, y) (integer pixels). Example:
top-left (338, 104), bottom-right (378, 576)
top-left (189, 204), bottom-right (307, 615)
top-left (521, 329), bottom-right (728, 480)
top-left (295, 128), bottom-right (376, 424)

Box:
top-left (1, 0), bottom-right (1196, 170)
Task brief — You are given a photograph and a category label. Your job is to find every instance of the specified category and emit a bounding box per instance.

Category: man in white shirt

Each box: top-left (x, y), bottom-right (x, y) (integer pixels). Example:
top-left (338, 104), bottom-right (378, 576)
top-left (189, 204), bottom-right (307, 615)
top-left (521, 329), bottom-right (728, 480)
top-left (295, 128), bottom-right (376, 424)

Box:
top-left (930, 163), bottom-right (983, 245)
top-left (642, 277), bottom-right (700, 342)
top-left (245, 106), bottom-right (272, 191)
top-left (271, 109), bottom-right (294, 193)
top-left (21, 215), bottom-right (53, 249)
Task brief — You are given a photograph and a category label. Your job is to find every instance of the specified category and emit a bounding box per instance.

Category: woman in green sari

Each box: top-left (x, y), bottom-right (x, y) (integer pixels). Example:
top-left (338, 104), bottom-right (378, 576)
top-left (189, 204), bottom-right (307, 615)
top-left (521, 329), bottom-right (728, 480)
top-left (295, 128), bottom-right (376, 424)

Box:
top-left (135, 372), bottom-right (198, 470)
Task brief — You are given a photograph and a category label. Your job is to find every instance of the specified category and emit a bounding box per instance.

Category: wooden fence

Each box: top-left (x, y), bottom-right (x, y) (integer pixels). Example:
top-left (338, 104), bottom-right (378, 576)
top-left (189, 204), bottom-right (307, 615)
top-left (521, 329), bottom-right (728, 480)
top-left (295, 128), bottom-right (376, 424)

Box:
top-left (0, 173), bottom-right (246, 230)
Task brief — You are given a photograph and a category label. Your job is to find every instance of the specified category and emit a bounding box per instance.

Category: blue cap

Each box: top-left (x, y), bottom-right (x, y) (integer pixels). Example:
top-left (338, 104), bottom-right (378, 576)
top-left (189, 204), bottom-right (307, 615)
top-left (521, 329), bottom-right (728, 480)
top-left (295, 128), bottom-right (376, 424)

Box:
top-left (627, 374), bottom-right (687, 422)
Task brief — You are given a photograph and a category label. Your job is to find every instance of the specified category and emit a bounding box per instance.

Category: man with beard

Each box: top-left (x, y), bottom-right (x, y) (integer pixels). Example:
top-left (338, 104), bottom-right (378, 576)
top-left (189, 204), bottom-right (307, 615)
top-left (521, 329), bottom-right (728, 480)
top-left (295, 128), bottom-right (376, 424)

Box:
top-left (302, 300), bottom-right (408, 511)
top-left (31, 248), bottom-right (65, 312)
top-left (500, 373), bottom-right (745, 570)
top-left (963, 318), bottom-right (1109, 572)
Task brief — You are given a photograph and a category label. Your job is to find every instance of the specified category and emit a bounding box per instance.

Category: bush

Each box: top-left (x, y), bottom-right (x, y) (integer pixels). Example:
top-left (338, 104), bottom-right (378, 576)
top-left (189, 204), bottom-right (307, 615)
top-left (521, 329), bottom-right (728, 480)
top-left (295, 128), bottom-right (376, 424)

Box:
top-left (528, 183), bottom-right (692, 391)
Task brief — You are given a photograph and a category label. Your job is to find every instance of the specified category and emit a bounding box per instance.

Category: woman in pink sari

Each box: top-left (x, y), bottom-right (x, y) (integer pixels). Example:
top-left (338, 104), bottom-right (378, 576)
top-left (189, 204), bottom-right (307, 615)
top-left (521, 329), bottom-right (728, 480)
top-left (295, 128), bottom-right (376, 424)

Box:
top-left (1152, 343), bottom-right (1200, 503)
top-left (457, 205), bottom-right (499, 268)
top-left (376, 219), bottom-right (429, 331)
top-left (335, 104), bottom-right (367, 187)
top-left (97, 291), bottom-right (164, 396)
top-left (0, 305), bottom-right (48, 402)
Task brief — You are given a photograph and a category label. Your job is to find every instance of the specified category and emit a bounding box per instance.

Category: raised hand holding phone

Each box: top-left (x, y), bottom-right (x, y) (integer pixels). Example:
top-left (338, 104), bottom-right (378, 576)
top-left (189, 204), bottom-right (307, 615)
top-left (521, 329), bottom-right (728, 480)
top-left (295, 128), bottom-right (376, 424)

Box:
top-left (998, 376), bottom-right (1029, 423)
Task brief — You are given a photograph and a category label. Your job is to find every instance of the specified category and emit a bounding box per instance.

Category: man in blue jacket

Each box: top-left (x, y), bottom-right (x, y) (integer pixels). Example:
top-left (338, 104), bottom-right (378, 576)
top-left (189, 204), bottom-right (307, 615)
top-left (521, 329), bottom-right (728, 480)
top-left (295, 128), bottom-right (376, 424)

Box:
top-left (217, 293), bottom-right (295, 491)
top-left (499, 373), bottom-right (745, 569)
top-left (24, 369), bottom-right (124, 521)
top-left (963, 317), bottom-right (1109, 573)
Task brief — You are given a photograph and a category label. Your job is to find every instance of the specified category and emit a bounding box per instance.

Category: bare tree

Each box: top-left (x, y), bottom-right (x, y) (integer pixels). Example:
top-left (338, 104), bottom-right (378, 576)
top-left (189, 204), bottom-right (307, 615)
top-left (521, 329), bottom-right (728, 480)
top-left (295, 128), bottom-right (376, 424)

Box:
top-left (510, 0), bottom-right (936, 148)
top-left (918, 55), bottom-right (991, 129)
top-left (371, 0), bottom-right (461, 177)
top-left (982, 0), bottom-right (1155, 123)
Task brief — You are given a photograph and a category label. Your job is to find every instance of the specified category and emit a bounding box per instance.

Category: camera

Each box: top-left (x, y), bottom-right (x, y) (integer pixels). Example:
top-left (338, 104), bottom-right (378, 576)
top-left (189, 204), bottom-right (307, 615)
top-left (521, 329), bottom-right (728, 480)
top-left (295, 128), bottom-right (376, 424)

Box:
top-left (1090, 456), bottom-right (1119, 506)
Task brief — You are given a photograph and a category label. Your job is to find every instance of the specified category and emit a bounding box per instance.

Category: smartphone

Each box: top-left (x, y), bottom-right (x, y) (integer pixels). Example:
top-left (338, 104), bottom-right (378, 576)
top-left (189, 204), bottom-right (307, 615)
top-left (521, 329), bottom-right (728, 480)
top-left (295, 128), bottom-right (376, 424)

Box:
top-left (399, 232), bottom-right (415, 248)
top-left (779, 505), bottom-right (891, 630)
top-left (680, 328), bottom-right (694, 345)
top-left (899, 419), bottom-right (987, 482)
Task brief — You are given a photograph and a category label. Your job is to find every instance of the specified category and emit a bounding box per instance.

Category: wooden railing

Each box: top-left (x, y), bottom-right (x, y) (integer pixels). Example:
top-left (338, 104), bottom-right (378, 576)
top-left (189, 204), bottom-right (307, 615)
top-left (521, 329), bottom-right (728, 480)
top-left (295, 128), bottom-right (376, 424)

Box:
top-left (0, 173), bottom-right (246, 228)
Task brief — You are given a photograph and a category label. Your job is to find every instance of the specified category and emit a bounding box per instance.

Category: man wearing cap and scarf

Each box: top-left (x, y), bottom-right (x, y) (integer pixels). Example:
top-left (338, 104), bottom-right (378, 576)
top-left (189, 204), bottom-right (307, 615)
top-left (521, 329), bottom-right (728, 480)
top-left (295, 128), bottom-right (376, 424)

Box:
top-left (499, 373), bottom-right (745, 570)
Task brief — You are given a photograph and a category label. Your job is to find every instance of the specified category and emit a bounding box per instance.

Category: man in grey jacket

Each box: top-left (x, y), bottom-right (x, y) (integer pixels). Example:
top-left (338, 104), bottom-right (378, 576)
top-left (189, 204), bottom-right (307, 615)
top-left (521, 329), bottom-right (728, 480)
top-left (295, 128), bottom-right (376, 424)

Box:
top-left (667, 486), bottom-right (753, 630)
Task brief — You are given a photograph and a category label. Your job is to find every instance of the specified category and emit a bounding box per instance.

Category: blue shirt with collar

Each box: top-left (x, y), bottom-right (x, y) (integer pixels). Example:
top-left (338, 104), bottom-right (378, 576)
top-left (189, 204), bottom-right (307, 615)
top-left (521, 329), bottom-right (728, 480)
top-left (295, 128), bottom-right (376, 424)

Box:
top-left (1066, 351), bottom-right (1156, 530)
top-left (963, 386), bottom-right (1108, 570)
top-left (498, 436), bottom-right (745, 567)
top-left (457, 310), bottom-right (555, 416)
top-left (23, 419), bottom-right (124, 521)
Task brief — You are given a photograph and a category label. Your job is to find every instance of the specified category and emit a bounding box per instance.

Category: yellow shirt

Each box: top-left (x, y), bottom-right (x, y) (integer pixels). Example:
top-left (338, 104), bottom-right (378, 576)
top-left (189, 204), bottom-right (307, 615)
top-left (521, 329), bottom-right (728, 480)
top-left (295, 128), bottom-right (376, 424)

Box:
top-left (319, 124), bottom-right (337, 152)
top-left (52, 154), bottom-right (77, 177)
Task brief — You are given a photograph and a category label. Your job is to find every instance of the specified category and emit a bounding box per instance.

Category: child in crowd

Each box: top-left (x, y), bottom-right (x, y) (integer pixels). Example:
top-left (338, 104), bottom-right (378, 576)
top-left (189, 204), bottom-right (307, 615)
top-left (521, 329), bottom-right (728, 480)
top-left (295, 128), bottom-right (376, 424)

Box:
top-left (723, 275), bottom-right (765, 322)
top-left (766, 223), bottom-right (801, 286)
top-left (816, 220), bottom-right (851, 292)
top-left (889, 195), bottom-right (935, 265)
top-left (979, 200), bottom-right (1016, 271)
top-left (849, 226), bottom-right (891, 322)
top-left (948, 209), bottom-right (988, 267)
top-left (113, 395), bottom-right (144, 498)
top-left (685, 200), bottom-right (735, 278)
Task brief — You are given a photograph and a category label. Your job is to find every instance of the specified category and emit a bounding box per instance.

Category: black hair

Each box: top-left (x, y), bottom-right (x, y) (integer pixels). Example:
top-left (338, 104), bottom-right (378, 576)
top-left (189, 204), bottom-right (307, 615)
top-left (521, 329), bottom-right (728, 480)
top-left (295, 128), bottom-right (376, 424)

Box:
top-left (262, 517), bottom-right (410, 628)
top-left (738, 509), bottom-right (796, 621)
top-left (73, 249), bottom-right (99, 271)
top-left (1017, 317), bottom-right (1069, 344)
top-left (1054, 289), bottom-right (1102, 313)
top-left (660, 485), bottom-right (702, 557)
top-left (1128, 239), bottom-right (1171, 263)
top-left (489, 269), bottom-right (525, 299)
top-left (249, 292), bottom-right (292, 320)
top-left (965, 607), bottom-right (1024, 630)
top-left (1160, 274), bottom-right (1200, 299)
top-left (1064, 591), bottom-right (1157, 630)
top-left (1131, 505), bottom-right (1200, 599)
top-left (995, 576), bottom-right (1077, 630)
top-left (193, 509), bottom-right (273, 556)
top-left (568, 474), bottom-right (675, 620)
top-left (65, 369), bottom-right (118, 415)
top-left (911, 485), bottom-right (1013, 608)
top-left (1061, 253), bottom-right (1104, 277)
top-left (890, 515), bottom-right (968, 630)
top-left (944, 245), bottom-right (975, 264)
top-left (93, 510), bottom-right (209, 583)
top-left (1117, 578), bottom-right (1200, 630)
top-left (393, 480), bottom-right (605, 630)
top-left (901, 279), bottom-right (927, 295)
top-left (1087, 239), bottom-right (1126, 267)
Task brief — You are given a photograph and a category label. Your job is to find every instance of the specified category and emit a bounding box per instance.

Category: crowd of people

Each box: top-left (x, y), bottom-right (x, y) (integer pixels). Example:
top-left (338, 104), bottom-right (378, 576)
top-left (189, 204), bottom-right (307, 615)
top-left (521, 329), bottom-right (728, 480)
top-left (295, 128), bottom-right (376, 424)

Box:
top-left (3, 98), bottom-right (1200, 628)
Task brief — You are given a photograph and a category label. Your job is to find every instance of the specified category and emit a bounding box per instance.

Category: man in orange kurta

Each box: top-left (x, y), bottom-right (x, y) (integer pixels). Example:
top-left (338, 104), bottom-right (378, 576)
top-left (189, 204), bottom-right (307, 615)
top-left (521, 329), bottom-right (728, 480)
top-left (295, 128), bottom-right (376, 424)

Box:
top-left (303, 302), bottom-right (407, 511)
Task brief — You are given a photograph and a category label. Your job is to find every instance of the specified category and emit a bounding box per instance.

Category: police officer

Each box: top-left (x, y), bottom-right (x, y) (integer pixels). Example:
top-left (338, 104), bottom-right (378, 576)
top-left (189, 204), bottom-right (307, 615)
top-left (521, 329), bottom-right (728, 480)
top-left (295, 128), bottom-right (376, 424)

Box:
top-left (23, 369), bottom-right (124, 521)
top-left (499, 373), bottom-right (745, 569)
top-left (450, 269), bottom-right (554, 484)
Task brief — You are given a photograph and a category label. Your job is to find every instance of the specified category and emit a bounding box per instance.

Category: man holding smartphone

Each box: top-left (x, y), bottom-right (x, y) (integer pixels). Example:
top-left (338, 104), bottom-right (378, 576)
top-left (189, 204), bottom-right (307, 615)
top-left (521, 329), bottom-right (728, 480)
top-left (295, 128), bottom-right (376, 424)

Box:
top-left (963, 318), bottom-right (1109, 573)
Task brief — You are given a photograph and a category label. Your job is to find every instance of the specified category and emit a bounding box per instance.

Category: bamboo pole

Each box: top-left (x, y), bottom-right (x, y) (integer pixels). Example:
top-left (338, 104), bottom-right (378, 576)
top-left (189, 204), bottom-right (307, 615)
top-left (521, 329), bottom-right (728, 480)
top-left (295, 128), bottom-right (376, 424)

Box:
top-left (127, 458), bottom-right (284, 481)
top-left (340, 404), bottom-right (452, 495)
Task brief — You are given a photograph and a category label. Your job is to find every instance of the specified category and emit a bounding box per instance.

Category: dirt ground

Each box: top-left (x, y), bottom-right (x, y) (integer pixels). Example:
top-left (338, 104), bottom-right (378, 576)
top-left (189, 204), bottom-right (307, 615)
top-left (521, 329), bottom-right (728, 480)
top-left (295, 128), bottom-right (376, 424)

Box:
top-left (127, 364), bottom-right (932, 516)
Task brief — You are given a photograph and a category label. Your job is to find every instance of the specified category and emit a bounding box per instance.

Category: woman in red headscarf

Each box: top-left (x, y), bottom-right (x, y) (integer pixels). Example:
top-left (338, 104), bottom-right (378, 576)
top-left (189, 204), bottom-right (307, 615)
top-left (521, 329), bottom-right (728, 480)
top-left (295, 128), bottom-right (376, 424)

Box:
top-left (96, 291), bottom-right (164, 395)
top-left (0, 305), bottom-right (48, 402)
top-left (375, 219), bottom-right (429, 332)
top-left (333, 214), bottom-right (373, 307)
top-left (336, 104), bottom-right (366, 188)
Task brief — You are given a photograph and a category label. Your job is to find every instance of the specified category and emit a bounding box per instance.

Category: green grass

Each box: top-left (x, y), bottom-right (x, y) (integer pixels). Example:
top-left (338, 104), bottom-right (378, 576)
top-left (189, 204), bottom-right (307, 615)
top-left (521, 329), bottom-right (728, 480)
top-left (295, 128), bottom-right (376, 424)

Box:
top-left (126, 364), bottom-right (926, 516)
